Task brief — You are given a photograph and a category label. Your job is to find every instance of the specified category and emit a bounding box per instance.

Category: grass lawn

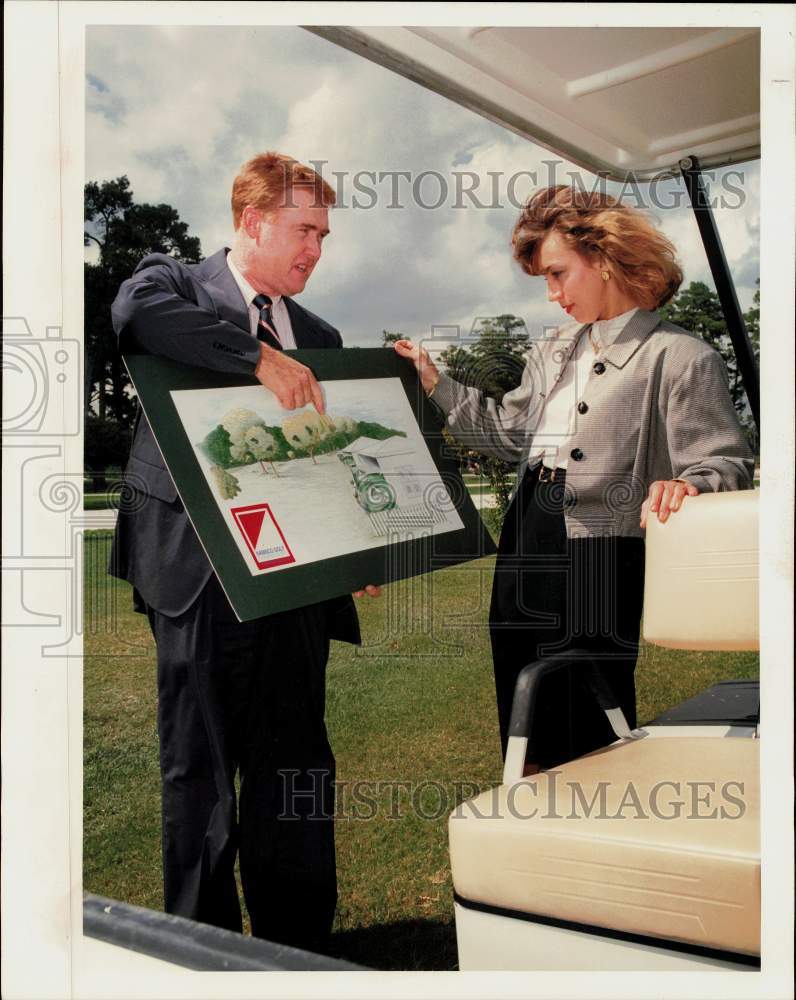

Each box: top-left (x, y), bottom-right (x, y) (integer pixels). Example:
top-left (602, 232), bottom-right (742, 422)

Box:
top-left (460, 484), bottom-right (496, 496)
top-left (84, 493), bottom-right (121, 510)
top-left (83, 531), bottom-right (758, 970)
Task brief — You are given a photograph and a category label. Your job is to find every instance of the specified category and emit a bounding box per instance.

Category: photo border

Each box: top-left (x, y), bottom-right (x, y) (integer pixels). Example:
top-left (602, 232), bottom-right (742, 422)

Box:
top-left (1, 4), bottom-right (793, 999)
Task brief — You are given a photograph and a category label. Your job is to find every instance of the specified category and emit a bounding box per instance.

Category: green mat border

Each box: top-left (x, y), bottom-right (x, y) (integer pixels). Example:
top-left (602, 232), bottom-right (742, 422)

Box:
top-left (124, 348), bottom-right (496, 621)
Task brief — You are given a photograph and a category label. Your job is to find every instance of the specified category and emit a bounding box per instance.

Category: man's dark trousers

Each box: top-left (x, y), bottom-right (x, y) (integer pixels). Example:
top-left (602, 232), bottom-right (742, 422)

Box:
top-left (147, 571), bottom-right (337, 950)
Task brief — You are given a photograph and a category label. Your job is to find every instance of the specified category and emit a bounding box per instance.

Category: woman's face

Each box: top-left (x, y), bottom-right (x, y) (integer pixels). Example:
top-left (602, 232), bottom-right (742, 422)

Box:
top-left (537, 230), bottom-right (608, 324)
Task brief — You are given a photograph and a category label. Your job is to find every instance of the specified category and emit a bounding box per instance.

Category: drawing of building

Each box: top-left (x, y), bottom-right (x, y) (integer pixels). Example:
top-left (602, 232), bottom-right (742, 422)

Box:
top-left (338, 435), bottom-right (448, 534)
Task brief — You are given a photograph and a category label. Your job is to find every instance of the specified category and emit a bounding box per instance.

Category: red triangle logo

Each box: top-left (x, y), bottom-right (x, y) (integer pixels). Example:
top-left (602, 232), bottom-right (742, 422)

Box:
top-left (236, 507), bottom-right (266, 550)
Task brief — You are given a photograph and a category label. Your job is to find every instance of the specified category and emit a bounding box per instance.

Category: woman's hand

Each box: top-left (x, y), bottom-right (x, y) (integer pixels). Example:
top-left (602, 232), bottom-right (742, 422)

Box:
top-left (393, 339), bottom-right (441, 395)
top-left (353, 584), bottom-right (382, 599)
top-left (640, 479), bottom-right (699, 528)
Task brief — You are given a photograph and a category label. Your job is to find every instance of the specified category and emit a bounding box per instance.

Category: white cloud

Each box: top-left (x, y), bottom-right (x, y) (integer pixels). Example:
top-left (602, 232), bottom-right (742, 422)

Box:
top-left (86, 25), bottom-right (761, 339)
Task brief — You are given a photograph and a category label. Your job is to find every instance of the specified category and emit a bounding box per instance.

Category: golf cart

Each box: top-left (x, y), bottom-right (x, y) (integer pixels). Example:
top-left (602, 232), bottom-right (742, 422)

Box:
top-left (338, 436), bottom-right (404, 513)
top-left (308, 25), bottom-right (765, 973)
top-left (339, 435), bottom-right (450, 533)
top-left (450, 488), bottom-right (760, 970)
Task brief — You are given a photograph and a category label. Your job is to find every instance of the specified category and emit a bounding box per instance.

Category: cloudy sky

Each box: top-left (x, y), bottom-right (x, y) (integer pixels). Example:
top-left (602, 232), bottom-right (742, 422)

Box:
top-left (86, 24), bottom-right (760, 347)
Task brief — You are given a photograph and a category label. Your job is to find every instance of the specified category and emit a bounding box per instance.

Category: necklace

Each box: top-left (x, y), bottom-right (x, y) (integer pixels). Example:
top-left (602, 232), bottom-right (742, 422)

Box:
top-left (588, 325), bottom-right (602, 355)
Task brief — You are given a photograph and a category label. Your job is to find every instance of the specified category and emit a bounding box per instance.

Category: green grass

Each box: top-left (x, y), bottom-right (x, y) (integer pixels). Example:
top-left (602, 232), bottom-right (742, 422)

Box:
top-left (462, 484), bottom-right (496, 496)
top-left (83, 531), bottom-right (758, 970)
top-left (84, 493), bottom-right (121, 510)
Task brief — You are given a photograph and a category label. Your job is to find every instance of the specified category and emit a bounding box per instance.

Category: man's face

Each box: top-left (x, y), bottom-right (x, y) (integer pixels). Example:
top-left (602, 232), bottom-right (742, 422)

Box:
top-left (245, 187), bottom-right (330, 297)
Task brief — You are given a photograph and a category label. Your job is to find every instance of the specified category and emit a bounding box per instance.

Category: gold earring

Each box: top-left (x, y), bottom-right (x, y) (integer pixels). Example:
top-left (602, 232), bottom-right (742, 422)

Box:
top-left (601, 270), bottom-right (610, 282)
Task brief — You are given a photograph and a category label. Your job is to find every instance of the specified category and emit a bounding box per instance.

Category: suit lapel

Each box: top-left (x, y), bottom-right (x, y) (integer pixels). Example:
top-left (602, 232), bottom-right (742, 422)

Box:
top-left (197, 248), bottom-right (329, 347)
top-left (197, 248), bottom-right (251, 333)
top-left (603, 309), bottom-right (660, 369)
top-left (284, 297), bottom-right (326, 348)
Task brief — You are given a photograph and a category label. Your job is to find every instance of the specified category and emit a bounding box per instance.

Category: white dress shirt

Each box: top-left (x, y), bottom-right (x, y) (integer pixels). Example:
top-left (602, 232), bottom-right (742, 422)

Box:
top-left (226, 254), bottom-right (297, 349)
top-left (528, 307), bottom-right (639, 470)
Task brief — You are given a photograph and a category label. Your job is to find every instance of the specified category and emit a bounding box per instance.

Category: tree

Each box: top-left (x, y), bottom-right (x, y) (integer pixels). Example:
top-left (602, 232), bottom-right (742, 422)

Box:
top-left (439, 315), bottom-right (530, 524)
top-left (201, 424), bottom-right (234, 468)
top-left (353, 421), bottom-right (407, 442)
top-left (440, 315), bottom-right (529, 403)
top-left (660, 280), bottom-right (760, 452)
top-left (739, 281), bottom-right (761, 454)
top-left (209, 465), bottom-right (242, 501)
top-left (281, 411), bottom-right (336, 464)
top-left (744, 281), bottom-right (760, 350)
top-left (84, 176), bottom-right (202, 427)
top-left (381, 330), bottom-right (403, 346)
top-left (243, 426), bottom-right (283, 477)
top-left (84, 413), bottom-right (133, 492)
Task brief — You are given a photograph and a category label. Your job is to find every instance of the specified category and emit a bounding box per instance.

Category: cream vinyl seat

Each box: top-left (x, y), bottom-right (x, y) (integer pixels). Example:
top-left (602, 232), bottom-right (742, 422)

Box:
top-left (449, 490), bottom-right (760, 971)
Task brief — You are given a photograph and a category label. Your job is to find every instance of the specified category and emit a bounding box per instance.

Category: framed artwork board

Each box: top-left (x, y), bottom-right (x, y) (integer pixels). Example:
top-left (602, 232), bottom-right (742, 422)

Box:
top-left (124, 347), bottom-right (497, 621)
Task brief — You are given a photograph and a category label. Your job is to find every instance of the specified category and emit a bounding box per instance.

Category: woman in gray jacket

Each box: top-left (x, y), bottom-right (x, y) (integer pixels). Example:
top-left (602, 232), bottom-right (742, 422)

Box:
top-left (395, 185), bottom-right (753, 770)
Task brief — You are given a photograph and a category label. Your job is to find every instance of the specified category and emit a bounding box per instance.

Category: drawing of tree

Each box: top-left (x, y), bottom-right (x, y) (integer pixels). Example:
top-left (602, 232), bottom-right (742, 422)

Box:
top-left (281, 411), bottom-right (335, 464)
top-left (209, 464), bottom-right (241, 500)
top-left (221, 408), bottom-right (264, 465)
top-left (243, 425), bottom-right (282, 476)
top-left (330, 413), bottom-right (357, 434)
top-left (201, 424), bottom-right (234, 467)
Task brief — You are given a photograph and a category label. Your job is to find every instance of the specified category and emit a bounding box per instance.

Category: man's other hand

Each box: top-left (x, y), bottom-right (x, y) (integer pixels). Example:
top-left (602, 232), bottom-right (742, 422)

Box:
top-left (255, 343), bottom-right (325, 412)
top-left (353, 585), bottom-right (382, 599)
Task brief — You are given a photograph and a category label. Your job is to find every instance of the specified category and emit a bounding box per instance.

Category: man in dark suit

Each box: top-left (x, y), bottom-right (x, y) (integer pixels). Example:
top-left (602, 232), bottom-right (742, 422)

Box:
top-left (110, 152), bottom-right (373, 951)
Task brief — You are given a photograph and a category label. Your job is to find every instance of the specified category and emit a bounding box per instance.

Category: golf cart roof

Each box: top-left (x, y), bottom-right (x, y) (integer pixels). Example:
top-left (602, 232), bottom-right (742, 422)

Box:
top-left (306, 26), bottom-right (760, 179)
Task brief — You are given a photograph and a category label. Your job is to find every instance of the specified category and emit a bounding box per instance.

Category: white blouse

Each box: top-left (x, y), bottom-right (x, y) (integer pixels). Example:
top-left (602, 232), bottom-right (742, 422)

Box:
top-left (528, 307), bottom-right (639, 470)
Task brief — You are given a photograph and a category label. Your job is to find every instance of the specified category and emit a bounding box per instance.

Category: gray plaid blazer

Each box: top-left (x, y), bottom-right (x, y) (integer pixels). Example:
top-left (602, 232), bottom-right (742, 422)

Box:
top-left (432, 309), bottom-right (754, 538)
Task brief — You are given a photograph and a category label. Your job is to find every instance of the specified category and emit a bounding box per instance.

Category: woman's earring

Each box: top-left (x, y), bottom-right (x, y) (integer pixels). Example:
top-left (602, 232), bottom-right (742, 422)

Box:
top-left (601, 270), bottom-right (610, 282)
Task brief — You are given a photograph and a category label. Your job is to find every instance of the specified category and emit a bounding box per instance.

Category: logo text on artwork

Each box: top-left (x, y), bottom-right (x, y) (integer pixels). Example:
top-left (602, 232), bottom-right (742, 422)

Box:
top-left (231, 503), bottom-right (296, 570)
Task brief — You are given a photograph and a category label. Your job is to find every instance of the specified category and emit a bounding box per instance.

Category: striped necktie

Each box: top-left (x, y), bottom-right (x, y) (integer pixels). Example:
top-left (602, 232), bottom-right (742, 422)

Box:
top-left (252, 293), bottom-right (282, 350)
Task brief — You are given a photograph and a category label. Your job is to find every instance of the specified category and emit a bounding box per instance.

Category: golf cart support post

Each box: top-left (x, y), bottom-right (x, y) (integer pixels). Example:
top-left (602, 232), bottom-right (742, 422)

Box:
top-left (679, 154), bottom-right (760, 432)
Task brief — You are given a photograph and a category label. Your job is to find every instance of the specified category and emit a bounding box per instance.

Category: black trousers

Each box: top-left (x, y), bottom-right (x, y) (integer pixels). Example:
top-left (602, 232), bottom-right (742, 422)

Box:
top-left (489, 466), bottom-right (646, 769)
top-left (146, 573), bottom-right (336, 950)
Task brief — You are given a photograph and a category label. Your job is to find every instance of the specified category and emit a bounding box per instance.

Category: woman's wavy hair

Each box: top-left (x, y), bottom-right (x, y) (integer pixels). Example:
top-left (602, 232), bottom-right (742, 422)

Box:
top-left (511, 185), bottom-right (683, 309)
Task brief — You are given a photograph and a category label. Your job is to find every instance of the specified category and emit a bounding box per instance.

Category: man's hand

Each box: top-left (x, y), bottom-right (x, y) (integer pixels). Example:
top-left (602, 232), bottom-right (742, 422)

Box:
top-left (393, 339), bottom-right (441, 395)
top-left (640, 479), bottom-right (699, 528)
top-left (353, 585), bottom-right (382, 599)
top-left (255, 343), bottom-right (325, 412)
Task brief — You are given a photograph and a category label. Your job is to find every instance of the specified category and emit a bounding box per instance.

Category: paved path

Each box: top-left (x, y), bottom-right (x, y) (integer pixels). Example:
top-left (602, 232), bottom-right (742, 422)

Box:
top-left (82, 510), bottom-right (118, 530)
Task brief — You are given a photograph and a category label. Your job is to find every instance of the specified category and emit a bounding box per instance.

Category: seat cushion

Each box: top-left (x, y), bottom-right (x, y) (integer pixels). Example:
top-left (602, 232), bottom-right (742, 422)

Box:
top-left (643, 490), bottom-right (758, 651)
top-left (450, 736), bottom-right (759, 955)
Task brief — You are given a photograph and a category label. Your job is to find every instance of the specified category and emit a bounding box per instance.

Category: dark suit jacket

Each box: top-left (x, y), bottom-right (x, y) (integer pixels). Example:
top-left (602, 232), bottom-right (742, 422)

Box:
top-left (109, 247), bottom-right (360, 643)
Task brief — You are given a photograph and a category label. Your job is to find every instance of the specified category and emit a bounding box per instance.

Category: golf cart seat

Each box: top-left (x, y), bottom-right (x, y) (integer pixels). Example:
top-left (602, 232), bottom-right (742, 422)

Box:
top-left (642, 489), bottom-right (758, 651)
top-left (449, 489), bottom-right (760, 970)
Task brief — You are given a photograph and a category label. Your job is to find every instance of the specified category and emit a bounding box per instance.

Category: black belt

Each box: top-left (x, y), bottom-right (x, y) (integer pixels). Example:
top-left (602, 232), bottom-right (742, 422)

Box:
top-left (525, 461), bottom-right (566, 484)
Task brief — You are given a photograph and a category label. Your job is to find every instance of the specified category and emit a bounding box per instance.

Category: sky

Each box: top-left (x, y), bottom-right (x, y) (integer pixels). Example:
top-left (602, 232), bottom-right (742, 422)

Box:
top-left (85, 24), bottom-right (760, 348)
